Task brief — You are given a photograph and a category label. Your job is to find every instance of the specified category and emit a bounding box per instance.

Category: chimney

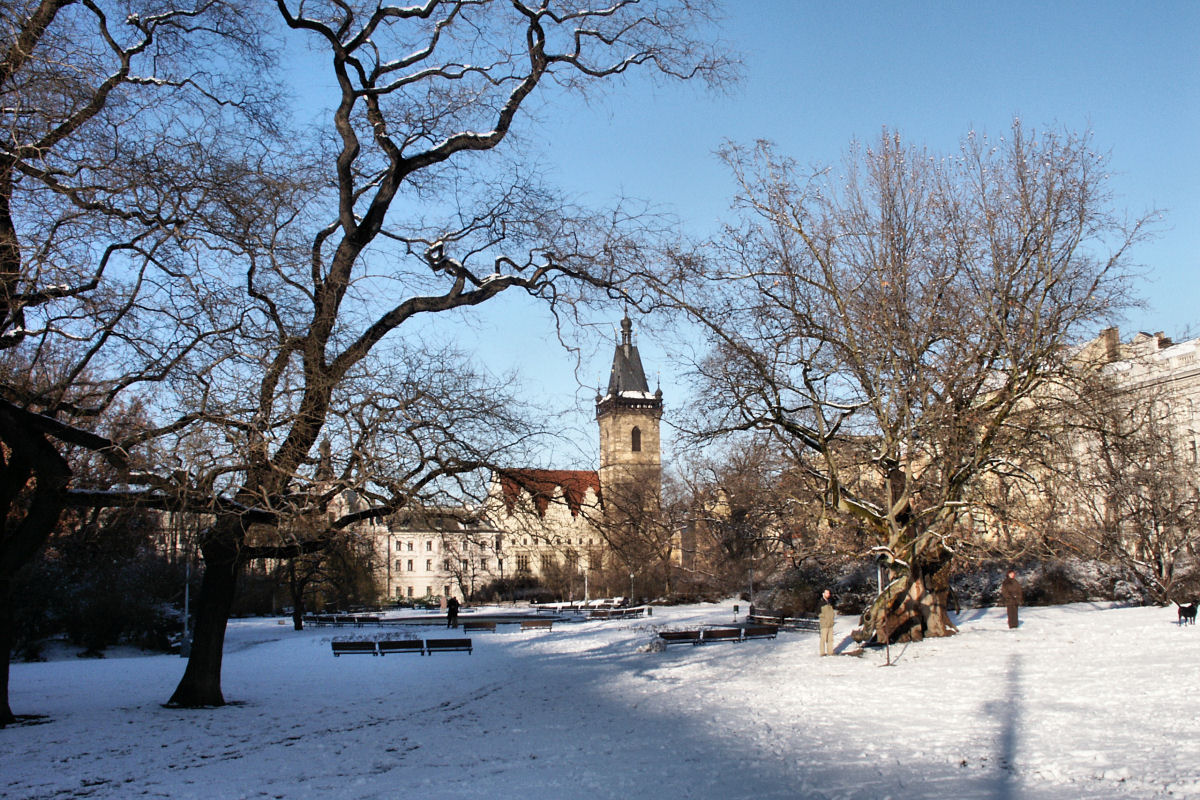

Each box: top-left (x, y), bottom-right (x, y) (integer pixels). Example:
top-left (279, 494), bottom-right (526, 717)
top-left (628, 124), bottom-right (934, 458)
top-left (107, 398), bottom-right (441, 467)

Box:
top-left (1101, 326), bottom-right (1120, 362)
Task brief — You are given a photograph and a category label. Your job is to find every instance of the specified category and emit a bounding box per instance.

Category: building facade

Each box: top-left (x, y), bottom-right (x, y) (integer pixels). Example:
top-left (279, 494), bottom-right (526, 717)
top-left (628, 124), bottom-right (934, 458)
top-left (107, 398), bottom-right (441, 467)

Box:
top-left (375, 315), bottom-right (664, 602)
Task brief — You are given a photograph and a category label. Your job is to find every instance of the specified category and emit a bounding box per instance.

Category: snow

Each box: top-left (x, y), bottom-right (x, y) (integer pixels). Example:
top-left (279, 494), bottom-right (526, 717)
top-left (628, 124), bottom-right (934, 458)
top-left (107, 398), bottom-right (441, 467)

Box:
top-left (5, 602), bottom-right (1199, 799)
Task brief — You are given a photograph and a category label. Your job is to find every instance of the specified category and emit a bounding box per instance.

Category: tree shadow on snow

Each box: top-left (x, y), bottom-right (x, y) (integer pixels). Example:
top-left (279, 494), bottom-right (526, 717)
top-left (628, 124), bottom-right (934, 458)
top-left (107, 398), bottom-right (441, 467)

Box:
top-left (982, 653), bottom-right (1022, 800)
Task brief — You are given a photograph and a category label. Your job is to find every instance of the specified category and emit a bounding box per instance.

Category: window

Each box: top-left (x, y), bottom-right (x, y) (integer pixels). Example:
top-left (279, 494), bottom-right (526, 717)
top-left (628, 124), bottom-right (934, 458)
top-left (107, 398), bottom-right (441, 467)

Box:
top-left (516, 554), bottom-right (530, 572)
top-left (443, 559), bottom-right (452, 571)
top-left (541, 554), bottom-right (556, 572)
top-left (426, 559), bottom-right (432, 571)
top-left (480, 558), bottom-right (488, 571)
top-left (426, 540), bottom-right (433, 552)
top-left (407, 559), bottom-right (413, 571)
top-left (461, 559), bottom-right (468, 572)
top-left (406, 586), bottom-right (413, 597)
top-left (406, 541), bottom-right (414, 552)
top-left (631, 425), bottom-right (642, 452)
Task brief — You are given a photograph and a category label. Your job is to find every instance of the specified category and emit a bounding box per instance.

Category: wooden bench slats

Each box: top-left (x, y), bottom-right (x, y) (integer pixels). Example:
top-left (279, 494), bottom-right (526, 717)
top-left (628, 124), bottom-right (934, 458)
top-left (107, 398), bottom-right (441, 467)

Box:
top-left (461, 621), bottom-right (496, 632)
top-left (333, 638), bottom-right (475, 656)
top-left (657, 625), bottom-right (784, 647)
top-left (742, 625), bottom-right (779, 640)
top-left (331, 640), bottom-right (378, 656)
top-left (425, 638), bottom-right (473, 654)
top-left (659, 630), bottom-right (703, 646)
top-left (520, 619), bottom-right (553, 631)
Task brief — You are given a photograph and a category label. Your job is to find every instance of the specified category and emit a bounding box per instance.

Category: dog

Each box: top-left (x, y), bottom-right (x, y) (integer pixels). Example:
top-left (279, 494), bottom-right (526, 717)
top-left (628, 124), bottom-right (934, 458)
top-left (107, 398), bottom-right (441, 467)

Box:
top-left (1177, 601), bottom-right (1198, 626)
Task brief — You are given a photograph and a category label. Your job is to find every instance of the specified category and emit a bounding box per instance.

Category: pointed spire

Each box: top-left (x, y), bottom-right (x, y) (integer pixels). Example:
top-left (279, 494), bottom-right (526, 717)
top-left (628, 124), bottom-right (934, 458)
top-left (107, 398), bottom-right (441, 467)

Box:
top-left (316, 438), bottom-right (333, 482)
top-left (606, 315), bottom-right (650, 397)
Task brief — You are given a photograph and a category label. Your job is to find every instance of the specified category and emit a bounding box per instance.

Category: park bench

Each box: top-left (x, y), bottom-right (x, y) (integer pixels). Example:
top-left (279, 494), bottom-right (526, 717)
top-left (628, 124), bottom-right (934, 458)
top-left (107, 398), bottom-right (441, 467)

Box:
top-left (461, 620), bottom-right (496, 633)
top-left (520, 619), bottom-right (554, 632)
top-left (378, 640), bottom-right (425, 656)
top-left (658, 630), bottom-right (703, 646)
top-left (701, 628), bottom-right (742, 644)
top-left (425, 638), bottom-right (473, 655)
top-left (749, 611), bottom-right (819, 631)
top-left (742, 625), bottom-right (779, 641)
top-left (331, 640), bottom-right (378, 656)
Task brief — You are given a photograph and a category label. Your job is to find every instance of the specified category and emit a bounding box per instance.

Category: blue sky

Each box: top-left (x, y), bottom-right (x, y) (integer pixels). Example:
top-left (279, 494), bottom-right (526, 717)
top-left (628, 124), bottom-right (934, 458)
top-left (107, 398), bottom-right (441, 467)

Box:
top-left (281, 2), bottom-right (1197, 466)
top-left (453, 0), bottom-right (1199, 465)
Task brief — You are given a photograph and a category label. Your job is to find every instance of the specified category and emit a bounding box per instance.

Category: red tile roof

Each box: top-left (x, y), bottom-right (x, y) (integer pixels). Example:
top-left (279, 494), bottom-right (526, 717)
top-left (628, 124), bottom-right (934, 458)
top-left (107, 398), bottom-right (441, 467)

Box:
top-left (497, 469), bottom-right (601, 518)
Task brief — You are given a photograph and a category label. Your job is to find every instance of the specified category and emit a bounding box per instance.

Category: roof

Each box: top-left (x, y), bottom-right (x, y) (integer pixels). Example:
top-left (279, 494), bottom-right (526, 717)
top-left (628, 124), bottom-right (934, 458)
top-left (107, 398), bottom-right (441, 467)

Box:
top-left (496, 469), bottom-right (601, 518)
top-left (606, 316), bottom-right (651, 396)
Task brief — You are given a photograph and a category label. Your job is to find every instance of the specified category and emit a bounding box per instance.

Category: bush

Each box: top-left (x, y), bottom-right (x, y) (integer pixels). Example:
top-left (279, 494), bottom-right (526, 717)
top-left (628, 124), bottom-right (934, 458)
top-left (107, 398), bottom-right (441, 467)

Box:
top-left (11, 510), bottom-right (192, 659)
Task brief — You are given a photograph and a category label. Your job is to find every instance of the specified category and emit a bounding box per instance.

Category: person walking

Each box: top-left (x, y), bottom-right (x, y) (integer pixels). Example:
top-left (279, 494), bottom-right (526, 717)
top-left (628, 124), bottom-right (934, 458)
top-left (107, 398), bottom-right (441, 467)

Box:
top-left (446, 595), bottom-right (460, 628)
top-left (1000, 569), bottom-right (1023, 629)
top-left (819, 589), bottom-right (836, 656)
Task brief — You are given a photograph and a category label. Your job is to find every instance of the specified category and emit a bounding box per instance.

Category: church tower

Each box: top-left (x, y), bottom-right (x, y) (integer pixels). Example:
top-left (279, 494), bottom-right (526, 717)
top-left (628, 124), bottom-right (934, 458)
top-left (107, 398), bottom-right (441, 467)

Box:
top-left (596, 316), bottom-right (663, 507)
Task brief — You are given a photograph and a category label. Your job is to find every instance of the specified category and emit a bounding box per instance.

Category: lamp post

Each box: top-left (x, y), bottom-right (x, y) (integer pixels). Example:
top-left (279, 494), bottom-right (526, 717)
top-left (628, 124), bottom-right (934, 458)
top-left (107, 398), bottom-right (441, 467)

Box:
top-left (875, 551), bottom-right (893, 667)
top-left (180, 548), bottom-right (192, 658)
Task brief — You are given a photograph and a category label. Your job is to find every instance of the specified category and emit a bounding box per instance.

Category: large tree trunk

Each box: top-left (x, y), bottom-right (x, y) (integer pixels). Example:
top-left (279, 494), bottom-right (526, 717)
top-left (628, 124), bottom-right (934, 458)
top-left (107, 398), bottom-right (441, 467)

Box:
top-left (869, 549), bottom-right (957, 644)
top-left (0, 418), bottom-right (71, 725)
top-left (166, 533), bottom-right (241, 708)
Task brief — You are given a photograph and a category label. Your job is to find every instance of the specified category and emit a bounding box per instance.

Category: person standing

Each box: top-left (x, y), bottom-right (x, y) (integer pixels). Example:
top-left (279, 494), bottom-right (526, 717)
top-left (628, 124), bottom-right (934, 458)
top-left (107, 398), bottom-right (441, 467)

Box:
top-left (1000, 569), bottom-right (1023, 629)
top-left (819, 589), bottom-right (836, 656)
top-left (446, 595), bottom-right (460, 629)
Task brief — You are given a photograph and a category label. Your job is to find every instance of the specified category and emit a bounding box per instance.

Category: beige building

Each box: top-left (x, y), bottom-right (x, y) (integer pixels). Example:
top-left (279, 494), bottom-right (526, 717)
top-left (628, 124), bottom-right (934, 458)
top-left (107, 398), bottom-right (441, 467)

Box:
top-left (1083, 327), bottom-right (1200, 464)
top-left (375, 316), bottom-right (664, 602)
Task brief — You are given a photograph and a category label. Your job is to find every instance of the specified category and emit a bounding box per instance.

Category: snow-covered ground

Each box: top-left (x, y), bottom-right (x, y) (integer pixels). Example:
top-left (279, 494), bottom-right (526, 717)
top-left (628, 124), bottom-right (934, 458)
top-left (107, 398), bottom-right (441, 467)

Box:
top-left (4, 602), bottom-right (1199, 799)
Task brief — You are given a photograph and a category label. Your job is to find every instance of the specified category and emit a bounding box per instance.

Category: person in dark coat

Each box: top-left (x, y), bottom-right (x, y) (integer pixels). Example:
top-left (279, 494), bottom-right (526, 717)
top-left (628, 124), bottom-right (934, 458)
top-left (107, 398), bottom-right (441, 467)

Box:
top-left (818, 589), bottom-right (836, 656)
top-left (446, 595), bottom-right (460, 628)
top-left (1000, 569), bottom-right (1023, 629)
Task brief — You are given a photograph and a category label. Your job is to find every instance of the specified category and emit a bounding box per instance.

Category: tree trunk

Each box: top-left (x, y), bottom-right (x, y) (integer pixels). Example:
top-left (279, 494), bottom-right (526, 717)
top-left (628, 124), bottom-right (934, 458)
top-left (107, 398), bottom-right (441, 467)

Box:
top-left (872, 549), bottom-right (956, 644)
top-left (166, 534), bottom-right (240, 708)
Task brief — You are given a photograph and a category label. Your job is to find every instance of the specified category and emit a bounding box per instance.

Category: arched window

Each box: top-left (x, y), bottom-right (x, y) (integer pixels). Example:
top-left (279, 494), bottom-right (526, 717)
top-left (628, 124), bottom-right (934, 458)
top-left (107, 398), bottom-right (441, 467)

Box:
top-left (631, 426), bottom-right (642, 452)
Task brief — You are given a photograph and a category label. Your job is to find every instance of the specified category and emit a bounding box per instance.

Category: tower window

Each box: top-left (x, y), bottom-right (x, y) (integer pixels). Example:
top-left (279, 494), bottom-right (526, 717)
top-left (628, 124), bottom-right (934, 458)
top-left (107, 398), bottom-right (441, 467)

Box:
top-left (631, 426), bottom-right (642, 452)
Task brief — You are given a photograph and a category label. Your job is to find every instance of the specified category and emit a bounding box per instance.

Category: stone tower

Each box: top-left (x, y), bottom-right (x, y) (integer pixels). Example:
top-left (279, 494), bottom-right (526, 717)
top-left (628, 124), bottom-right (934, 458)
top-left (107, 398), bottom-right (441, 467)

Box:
top-left (596, 316), bottom-right (663, 507)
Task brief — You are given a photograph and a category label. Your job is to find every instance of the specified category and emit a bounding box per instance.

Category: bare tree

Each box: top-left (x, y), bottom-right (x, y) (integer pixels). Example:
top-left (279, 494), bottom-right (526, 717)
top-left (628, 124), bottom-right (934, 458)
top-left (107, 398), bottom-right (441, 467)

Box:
top-left (0, 0), bottom-right (277, 725)
top-left (153, 0), bottom-right (730, 707)
top-left (1055, 368), bottom-right (1200, 603)
top-left (661, 123), bottom-right (1151, 643)
top-left (674, 439), bottom-right (808, 595)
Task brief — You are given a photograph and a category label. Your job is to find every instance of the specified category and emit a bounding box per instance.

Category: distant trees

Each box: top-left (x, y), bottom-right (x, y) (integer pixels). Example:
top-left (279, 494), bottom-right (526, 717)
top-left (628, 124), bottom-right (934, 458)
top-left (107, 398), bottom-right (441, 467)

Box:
top-left (1054, 369), bottom-right (1200, 604)
top-left (674, 441), bottom-right (803, 595)
top-left (660, 123), bottom-right (1151, 643)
